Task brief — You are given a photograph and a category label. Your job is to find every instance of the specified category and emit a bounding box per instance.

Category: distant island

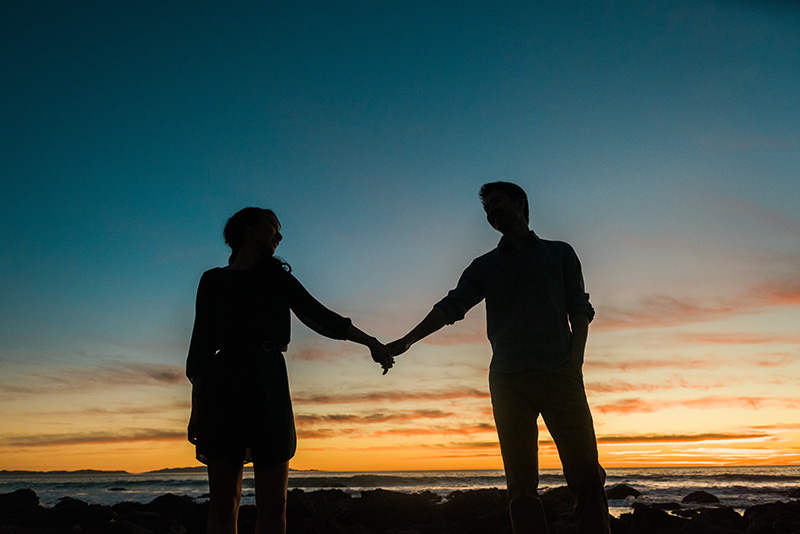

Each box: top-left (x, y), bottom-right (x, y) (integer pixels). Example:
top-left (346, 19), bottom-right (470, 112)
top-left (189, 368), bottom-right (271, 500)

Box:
top-left (0, 469), bottom-right (130, 476)
top-left (0, 466), bottom-right (321, 476)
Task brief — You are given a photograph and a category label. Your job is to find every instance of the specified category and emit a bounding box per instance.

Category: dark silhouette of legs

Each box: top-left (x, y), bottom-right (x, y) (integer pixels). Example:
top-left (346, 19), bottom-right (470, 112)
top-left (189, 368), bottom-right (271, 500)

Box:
top-left (541, 367), bottom-right (610, 534)
top-left (254, 460), bottom-right (289, 534)
top-left (490, 369), bottom-right (548, 533)
top-left (490, 364), bottom-right (611, 534)
top-left (207, 457), bottom-right (244, 534)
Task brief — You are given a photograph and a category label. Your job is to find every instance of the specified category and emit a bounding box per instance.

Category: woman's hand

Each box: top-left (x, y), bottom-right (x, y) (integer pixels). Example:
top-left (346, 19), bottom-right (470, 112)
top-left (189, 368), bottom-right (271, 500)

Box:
top-left (187, 378), bottom-right (204, 444)
top-left (187, 410), bottom-right (200, 444)
top-left (369, 340), bottom-right (394, 375)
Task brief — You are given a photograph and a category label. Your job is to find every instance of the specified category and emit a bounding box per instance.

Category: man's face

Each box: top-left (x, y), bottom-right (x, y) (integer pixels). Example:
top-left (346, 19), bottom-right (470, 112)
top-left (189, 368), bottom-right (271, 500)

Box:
top-left (482, 190), bottom-right (525, 233)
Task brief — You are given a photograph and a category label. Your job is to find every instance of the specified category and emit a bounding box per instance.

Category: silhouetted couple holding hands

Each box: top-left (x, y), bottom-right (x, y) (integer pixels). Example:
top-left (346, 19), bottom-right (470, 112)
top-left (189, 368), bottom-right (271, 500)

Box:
top-left (187, 182), bottom-right (611, 534)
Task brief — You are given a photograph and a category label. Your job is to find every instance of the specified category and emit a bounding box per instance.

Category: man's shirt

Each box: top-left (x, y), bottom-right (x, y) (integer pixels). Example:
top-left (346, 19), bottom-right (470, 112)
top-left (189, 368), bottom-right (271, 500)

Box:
top-left (435, 231), bottom-right (594, 372)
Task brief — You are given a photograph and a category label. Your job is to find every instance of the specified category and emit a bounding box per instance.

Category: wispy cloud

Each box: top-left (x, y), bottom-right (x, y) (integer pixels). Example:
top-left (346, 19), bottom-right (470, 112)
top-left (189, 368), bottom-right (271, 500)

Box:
top-left (716, 197), bottom-right (800, 238)
top-left (420, 324), bottom-right (487, 347)
top-left (596, 432), bottom-right (771, 444)
top-left (585, 378), bottom-right (732, 394)
top-left (440, 431), bottom-right (771, 450)
top-left (18, 401), bottom-right (191, 418)
top-left (0, 429), bottom-right (184, 448)
top-left (595, 395), bottom-right (800, 414)
top-left (596, 297), bottom-right (739, 332)
top-left (371, 422), bottom-right (496, 438)
top-left (293, 387), bottom-right (489, 405)
top-left (585, 359), bottom-right (713, 372)
top-left (595, 272), bottom-right (800, 332)
top-left (0, 363), bottom-right (185, 398)
top-left (678, 333), bottom-right (800, 345)
top-left (295, 409), bottom-right (454, 426)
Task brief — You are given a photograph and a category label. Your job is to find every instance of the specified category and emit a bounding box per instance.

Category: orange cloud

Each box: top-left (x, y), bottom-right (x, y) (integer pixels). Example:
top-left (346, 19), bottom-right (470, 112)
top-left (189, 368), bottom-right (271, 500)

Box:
top-left (0, 429), bottom-right (184, 448)
top-left (0, 363), bottom-right (185, 398)
top-left (293, 387), bottom-right (489, 405)
top-left (421, 325), bottom-right (487, 347)
top-left (595, 296), bottom-right (738, 332)
top-left (595, 395), bottom-right (800, 414)
top-left (290, 347), bottom-right (341, 362)
top-left (585, 378), bottom-right (731, 394)
top-left (295, 409), bottom-right (454, 426)
top-left (596, 432), bottom-right (771, 444)
top-left (585, 359), bottom-right (713, 371)
top-left (754, 278), bottom-right (800, 306)
top-left (594, 271), bottom-right (800, 332)
top-left (678, 333), bottom-right (800, 345)
top-left (371, 422), bottom-right (495, 437)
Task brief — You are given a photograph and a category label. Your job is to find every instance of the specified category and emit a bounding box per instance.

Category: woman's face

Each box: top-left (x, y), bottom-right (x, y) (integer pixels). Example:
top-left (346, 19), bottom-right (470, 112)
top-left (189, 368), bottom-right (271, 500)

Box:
top-left (252, 212), bottom-right (282, 256)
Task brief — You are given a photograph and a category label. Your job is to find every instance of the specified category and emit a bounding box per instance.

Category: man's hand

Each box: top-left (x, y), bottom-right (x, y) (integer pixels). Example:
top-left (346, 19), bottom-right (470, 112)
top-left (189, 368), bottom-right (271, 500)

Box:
top-left (387, 337), bottom-right (412, 357)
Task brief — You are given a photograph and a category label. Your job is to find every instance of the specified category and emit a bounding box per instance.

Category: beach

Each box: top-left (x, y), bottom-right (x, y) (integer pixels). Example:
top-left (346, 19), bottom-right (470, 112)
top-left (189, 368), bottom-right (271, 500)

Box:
top-left (2, 466), bottom-right (800, 533)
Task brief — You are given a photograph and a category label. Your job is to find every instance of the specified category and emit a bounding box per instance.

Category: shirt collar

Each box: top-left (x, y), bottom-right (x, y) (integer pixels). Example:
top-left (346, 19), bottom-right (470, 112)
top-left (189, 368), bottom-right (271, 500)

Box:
top-left (498, 230), bottom-right (539, 249)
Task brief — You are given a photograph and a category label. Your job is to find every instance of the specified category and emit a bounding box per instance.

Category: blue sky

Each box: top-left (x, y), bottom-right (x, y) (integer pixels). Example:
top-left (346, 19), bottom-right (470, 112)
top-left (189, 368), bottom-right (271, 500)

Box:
top-left (1, 1), bottom-right (799, 472)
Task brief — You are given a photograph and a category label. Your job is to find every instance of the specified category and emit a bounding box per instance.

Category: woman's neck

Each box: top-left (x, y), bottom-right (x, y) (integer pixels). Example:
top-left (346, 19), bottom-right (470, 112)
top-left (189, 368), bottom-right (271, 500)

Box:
top-left (228, 247), bottom-right (265, 270)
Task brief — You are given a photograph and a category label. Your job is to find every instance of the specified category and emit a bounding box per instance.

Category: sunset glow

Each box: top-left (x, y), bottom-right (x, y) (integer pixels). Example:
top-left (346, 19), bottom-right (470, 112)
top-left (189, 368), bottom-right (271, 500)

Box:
top-left (1, 1), bottom-right (798, 474)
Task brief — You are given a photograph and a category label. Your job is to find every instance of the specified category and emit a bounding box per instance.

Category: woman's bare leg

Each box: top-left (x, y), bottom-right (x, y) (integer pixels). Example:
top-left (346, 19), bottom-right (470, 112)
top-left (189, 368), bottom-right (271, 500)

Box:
top-left (254, 460), bottom-right (289, 534)
top-left (207, 457), bottom-right (244, 534)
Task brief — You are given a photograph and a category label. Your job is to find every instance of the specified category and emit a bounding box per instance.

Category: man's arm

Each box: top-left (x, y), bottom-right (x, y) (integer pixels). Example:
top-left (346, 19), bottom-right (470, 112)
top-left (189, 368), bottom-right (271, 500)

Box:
top-left (387, 306), bottom-right (449, 357)
top-left (569, 313), bottom-right (589, 367)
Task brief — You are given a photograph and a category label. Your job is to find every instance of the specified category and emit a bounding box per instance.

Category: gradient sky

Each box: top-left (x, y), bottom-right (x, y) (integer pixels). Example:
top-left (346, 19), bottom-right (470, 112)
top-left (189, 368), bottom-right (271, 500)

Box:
top-left (2, 1), bottom-right (799, 473)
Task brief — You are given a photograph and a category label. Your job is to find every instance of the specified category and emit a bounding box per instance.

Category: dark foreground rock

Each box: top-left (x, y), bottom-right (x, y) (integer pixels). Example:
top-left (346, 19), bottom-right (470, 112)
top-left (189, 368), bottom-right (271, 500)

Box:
top-left (1, 488), bottom-right (799, 534)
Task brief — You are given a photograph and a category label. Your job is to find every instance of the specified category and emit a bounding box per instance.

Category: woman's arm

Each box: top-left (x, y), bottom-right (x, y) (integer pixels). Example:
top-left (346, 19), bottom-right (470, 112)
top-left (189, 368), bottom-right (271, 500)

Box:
top-left (345, 324), bottom-right (394, 374)
top-left (289, 274), bottom-right (393, 373)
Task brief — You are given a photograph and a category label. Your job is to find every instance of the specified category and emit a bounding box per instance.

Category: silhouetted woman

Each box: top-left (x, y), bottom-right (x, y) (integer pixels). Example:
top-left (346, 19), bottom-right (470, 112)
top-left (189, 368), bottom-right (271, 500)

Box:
top-left (187, 207), bottom-right (392, 534)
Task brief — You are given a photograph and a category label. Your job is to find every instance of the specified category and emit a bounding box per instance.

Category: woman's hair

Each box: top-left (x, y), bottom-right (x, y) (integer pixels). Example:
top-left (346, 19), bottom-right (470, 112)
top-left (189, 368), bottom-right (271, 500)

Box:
top-left (223, 207), bottom-right (291, 272)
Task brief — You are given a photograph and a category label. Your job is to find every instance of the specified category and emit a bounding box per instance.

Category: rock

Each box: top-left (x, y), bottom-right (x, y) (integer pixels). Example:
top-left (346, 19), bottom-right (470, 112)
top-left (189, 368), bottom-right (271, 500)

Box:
top-left (629, 502), bottom-right (687, 533)
top-left (540, 485), bottom-right (575, 517)
top-left (744, 501), bottom-right (800, 534)
top-left (350, 488), bottom-right (439, 530)
top-left (606, 483), bottom-right (642, 500)
top-left (440, 488), bottom-right (508, 523)
top-left (652, 502), bottom-right (682, 511)
top-left (680, 507), bottom-right (745, 533)
top-left (0, 489), bottom-right (40, 522)
top-left (682, 490), bottom-right (720, 504)
top-left (28, 496), bottom-right (118, 531)
top-left (286, 488), bottom-right (353, 532)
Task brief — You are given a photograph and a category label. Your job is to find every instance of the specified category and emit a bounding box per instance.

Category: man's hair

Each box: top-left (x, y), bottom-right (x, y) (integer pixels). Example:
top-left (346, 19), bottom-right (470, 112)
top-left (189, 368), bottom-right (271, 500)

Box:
top-left (479, 181), bottom-right (529, 223)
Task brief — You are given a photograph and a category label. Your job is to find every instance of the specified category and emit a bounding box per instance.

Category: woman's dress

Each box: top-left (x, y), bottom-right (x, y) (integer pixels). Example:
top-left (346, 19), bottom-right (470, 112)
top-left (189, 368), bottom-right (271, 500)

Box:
top-left (186, 265), bottom-right (351, 464)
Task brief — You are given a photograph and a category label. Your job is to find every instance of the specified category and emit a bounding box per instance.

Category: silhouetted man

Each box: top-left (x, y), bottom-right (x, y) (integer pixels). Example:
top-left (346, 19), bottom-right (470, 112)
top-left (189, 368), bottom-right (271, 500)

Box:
top-left (388, 182), bottom-right (610, 534)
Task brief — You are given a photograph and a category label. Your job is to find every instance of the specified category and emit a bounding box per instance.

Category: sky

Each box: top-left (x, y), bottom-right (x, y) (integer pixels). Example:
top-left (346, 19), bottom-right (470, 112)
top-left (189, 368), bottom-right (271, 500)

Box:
top-left (1, 1), bottom-right (799, 474)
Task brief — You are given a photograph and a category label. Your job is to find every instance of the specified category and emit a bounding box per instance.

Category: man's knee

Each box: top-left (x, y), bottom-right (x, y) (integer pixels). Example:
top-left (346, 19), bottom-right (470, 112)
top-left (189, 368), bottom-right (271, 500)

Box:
top-left (566, 468), bottom-right (605, 496)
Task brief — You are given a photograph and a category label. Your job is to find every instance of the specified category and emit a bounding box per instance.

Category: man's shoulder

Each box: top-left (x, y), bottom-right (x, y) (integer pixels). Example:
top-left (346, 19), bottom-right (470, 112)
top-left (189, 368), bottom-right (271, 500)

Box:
top-left (471, 246), bottom-right (502, 265)
top-left (537, 238), bottom-right (576, 253)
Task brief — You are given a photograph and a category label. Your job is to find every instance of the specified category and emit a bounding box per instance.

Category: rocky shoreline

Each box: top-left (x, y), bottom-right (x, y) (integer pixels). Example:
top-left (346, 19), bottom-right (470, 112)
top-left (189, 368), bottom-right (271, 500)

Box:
top-left (2, 484), bottom-right (800, 533)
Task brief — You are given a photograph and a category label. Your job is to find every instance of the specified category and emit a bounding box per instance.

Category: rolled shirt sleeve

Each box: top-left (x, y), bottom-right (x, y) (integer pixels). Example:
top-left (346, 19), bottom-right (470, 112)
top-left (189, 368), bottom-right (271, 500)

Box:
top-left (563, 243), bottom-right (595, 323)
top-left (434, 260), bottom-right (485, 325)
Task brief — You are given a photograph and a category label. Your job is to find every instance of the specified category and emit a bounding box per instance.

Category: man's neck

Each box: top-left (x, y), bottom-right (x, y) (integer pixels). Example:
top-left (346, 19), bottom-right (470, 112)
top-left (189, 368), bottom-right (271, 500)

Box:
top-left (501, 225), bottom-right (531, 249)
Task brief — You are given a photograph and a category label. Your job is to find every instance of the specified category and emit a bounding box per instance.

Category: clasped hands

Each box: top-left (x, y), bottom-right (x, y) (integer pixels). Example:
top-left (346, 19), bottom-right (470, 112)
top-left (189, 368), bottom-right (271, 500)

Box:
top-left (369, 336), bottom-right (412, 375)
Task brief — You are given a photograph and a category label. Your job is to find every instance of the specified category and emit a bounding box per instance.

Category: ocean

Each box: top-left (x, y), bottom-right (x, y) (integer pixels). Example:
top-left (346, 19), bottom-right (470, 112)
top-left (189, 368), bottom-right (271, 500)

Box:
top-left (2, 466), bottom-right (799, 518)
